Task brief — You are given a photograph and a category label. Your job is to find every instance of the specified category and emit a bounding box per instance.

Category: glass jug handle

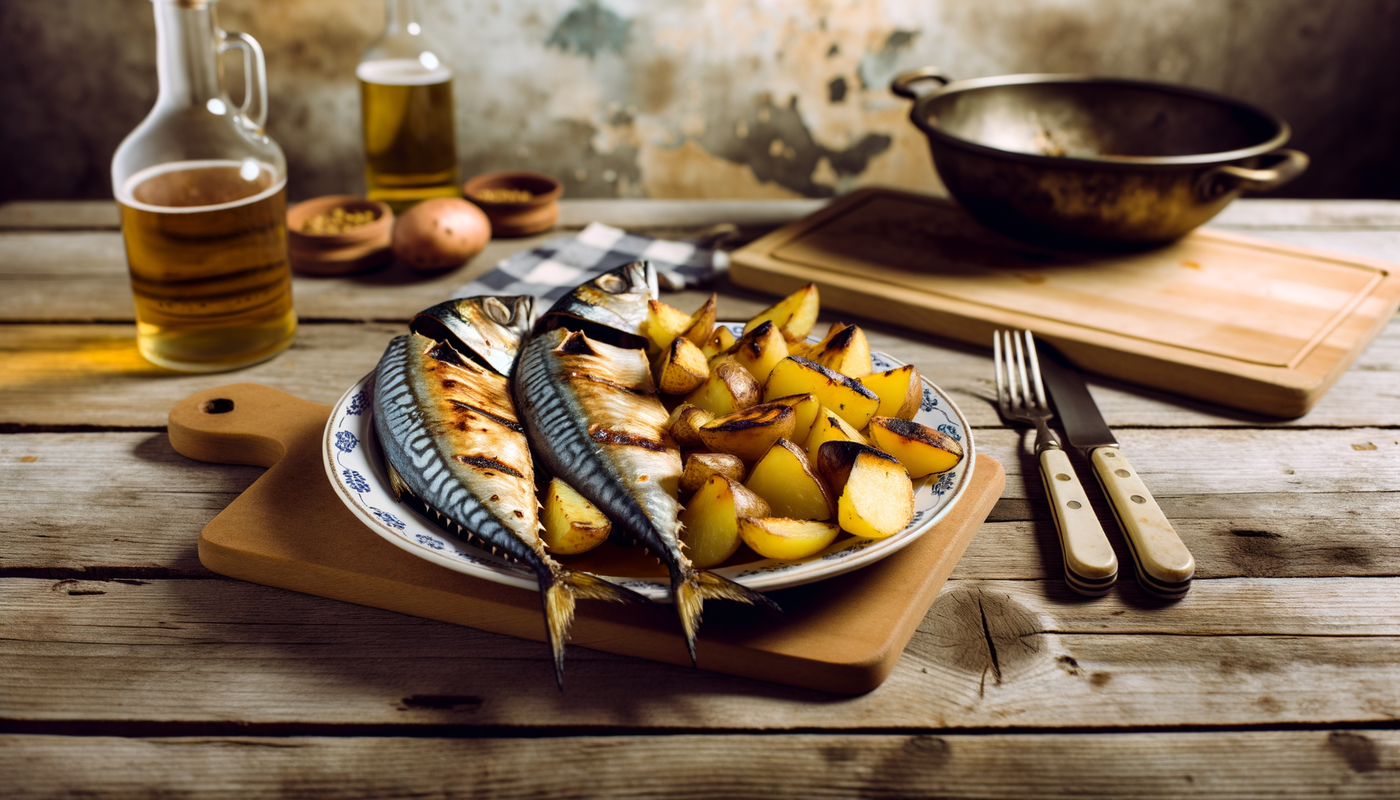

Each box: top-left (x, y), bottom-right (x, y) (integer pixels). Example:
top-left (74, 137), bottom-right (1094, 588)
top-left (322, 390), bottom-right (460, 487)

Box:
top-left (217, 29), bottom-right (269, 132)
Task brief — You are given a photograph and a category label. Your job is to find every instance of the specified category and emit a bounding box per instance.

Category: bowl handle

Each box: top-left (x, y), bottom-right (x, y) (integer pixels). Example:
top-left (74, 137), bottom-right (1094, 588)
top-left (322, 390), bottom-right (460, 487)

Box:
top-left (891, 68), bottom-right (952, 100)
top-left (1195, 148), bottom-right (1309, 200)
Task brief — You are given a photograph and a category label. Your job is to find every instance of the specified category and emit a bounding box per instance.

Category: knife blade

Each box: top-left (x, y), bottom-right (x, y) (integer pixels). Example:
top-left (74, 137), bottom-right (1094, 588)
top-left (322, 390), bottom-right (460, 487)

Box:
top-left (1036, 345), bottom-right (1195, 599)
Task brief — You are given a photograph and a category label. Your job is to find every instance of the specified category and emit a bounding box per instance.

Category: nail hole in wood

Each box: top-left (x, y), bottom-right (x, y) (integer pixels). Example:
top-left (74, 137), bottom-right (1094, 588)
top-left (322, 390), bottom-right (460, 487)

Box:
top-left (201, 398), bottom-right (235, 414)
top-left (1067, 500), bottom-right (1082, 509)
top-left (1115, 469), bottom-right (1131, 477)
top-left (1131, 495), bottom-right (1146, 504)
top-left (1103, 451), bottom-right (1117, 458)
top-left (1056, 473), bottom-right (1071, 481)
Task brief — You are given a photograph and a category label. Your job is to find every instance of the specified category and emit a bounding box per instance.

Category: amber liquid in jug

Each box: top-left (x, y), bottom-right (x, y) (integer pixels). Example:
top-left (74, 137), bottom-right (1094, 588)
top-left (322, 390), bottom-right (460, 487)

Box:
top-left (118, 160), bottom-right (296, 371)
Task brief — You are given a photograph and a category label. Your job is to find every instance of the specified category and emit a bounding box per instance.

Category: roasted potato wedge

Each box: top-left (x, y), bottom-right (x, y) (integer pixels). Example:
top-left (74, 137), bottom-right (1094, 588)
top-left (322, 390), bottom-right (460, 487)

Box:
top-left (765, 356), bottom-right (880, 429)
top-left (541, 478), bottom-right (611, 555)
top-left (645, 298), bottom-right (693, 353)
top-left (724, 319), bottom-right (790, 384)
top-left (817, 441), bottom-right (914, 539)
top-left (804, 405), bottom-right (869, 464)
top-left (700, 325), bottom-right (737, 360)
top-left (738, 517), bottom-right (840, 560)
top-left (858, 364), bottom-right (924, 420)
top-left (684, 360), bottom-right (761, 417)
top-left (698, 402), bottom-right (796, 462)
top-left (665, 403), bottom-right (715, 448)
top-left (788, 322), bottom-right (845, 360)
top-left (744, 283), bottom-right (819, 342)
top-left (813, 324), bottom-right (872, 379)
top-left (868, 416), bottom-right (965, 477)
top-left (679, 451), bottom-right (746, 493)
top-left (653, 335), bottom-right (709, 395)
top-left (679, 475), bottom-right (771, 568)
top-left (766, 392), bottom-right (820, 445)
top-left (744, 438), bottom-right (834, 520)
top-left (680, 293), bottom-right (718, 346)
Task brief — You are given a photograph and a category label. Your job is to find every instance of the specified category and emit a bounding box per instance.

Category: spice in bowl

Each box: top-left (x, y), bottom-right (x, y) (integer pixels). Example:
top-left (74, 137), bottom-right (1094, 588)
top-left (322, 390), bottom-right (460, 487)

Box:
top-left (300, 206), bottom-right (379, 235)
top-left (472, 187), bottom-right (535, 204)
top-left (462, 171), bottom-right (563, 237)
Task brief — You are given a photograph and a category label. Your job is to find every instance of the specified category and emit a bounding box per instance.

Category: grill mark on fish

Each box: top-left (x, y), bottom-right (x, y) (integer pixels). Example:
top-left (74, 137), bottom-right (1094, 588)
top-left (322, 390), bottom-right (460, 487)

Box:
top-left (447, 399), bottom-right (525, 433)
top-left (374, 331), bottom-right (649, 689)
top-left (589, 425), bottom-right (668, 452)
top-left (567, 371), bottom-right (650, 396)
top-left (455, 454), bottom-right (526, 478)
top-left (512, 270), bottom-right (779, 665)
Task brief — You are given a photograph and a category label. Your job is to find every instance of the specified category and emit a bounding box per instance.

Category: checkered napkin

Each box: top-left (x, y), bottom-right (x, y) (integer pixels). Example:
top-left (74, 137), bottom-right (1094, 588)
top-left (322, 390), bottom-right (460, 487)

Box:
top-left (451, 222), bottom-right (725, 301)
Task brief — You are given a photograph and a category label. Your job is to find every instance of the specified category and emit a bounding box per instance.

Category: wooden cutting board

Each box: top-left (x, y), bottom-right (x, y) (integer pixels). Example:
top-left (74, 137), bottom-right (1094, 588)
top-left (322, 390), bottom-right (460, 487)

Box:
top-left (729, 187), bottom-right (1400, 417)
top-left (167, 383), bottom-right (1004, 695)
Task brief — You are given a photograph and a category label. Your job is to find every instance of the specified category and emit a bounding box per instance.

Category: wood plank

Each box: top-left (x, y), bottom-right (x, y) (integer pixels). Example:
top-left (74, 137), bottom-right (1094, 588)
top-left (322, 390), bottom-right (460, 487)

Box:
top-left (2, 731), bottom-right (1397, 799)
top-left (959, 492), bottom-right (1400, 580)
top-left (0, 232), bottom-right (786, 324)
top-left (4, 197), bottom-right (1394, 233)
top-left (3, 430), bottom-right (1396, 578)
top-left (1212, 199), bottom-right (1400, 229)
top-left (0, 198), bottom-right (825, 232)
top-left (0, 201), bottom-right (120, 230)
top-left (729, 189), bottom-right (1400, 418)
top-left (3, 576), bottom-right (1398, 728)
top-left (2, 320), bottom-right (1397, 428)
top-left (3, 201), bottom-right (1396, 327)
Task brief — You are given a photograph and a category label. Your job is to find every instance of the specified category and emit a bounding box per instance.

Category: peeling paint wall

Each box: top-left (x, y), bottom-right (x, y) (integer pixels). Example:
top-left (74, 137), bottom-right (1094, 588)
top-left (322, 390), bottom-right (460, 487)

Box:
top-left (2, 0), bottom-right (1398, 202)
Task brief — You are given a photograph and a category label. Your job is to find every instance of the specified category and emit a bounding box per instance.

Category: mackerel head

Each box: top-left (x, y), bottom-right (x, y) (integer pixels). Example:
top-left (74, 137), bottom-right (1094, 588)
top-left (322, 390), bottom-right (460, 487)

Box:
top-left (410, 295), bottom-right (537, 377)
top-left (534, 260), bottom-right (656, 350)
top-left (513, 261), bottom-right (776, 663)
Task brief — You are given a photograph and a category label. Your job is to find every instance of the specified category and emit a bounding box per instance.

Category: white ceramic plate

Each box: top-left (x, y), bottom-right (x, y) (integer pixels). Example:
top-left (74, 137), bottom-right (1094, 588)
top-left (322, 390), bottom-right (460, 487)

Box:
top-left (324, 324), bottom-right (976, 600)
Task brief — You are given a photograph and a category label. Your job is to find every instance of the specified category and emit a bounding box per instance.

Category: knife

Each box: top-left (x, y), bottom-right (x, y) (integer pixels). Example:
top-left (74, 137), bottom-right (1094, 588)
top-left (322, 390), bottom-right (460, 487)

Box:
top-left (1036, 346), bottom-right (1195, 599)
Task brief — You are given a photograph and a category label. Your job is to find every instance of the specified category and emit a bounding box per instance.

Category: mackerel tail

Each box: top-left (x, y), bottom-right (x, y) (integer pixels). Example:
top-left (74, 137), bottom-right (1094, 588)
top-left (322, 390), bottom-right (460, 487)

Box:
top-left (373, 333), bottom-right (648, 689)
top-left (669, 563), bottom-right (780, 665)
top-left (514, 326), bottom-right (777, 664)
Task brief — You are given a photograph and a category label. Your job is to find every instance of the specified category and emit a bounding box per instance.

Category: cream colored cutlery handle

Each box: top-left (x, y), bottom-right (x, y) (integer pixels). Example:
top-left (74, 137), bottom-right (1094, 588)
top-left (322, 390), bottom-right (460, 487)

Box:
top-left (1040, 447), bottom-right (1118, 583)
top-left (1090, 447), bottom-right (1195, 590)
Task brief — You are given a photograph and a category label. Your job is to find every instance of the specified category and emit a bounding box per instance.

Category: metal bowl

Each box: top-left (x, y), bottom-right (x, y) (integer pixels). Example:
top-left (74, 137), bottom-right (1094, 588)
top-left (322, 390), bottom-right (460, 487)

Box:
top-left (892, 69), bottom-right (1308, 248)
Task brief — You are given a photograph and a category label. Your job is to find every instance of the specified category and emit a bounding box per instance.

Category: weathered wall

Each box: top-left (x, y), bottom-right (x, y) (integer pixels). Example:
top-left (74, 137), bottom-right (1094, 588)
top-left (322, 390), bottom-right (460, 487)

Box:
top-left (2, 0), bottom-right (1397, 202)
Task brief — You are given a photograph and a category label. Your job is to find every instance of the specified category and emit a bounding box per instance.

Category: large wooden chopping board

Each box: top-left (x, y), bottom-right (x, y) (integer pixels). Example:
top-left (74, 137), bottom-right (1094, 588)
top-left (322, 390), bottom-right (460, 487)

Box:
top-left (729, 187), bottom-right (1400, 417)
top-left (168, 383), bottom-right (1004, 695)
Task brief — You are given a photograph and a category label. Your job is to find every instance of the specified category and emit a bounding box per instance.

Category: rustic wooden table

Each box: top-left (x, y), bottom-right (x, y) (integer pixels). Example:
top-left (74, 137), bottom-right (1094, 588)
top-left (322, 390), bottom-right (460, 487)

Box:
top-left (1, 198), bottom-right (1397, 798)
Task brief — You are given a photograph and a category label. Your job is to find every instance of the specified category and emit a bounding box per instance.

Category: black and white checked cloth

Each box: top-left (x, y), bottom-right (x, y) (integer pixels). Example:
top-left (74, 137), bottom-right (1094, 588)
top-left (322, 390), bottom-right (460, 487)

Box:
top-left (451, 222), bottom-right (725, 302)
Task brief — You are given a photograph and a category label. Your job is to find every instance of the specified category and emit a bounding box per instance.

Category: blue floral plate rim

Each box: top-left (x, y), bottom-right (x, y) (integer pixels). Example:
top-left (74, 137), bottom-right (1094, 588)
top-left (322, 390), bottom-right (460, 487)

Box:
top-left (322, 327), bottom-right (975, 601)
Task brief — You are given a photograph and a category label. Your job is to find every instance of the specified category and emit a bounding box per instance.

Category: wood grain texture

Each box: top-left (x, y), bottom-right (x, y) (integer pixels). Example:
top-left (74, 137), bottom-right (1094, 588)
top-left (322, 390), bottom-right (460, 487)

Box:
top-left (728, 189), bottom-right (1400, 417)
top-left (3, 429), bottom-right (1395, 578)
top-left (3, 576), bottom-right (1399, 728)
top-left (158, 383), bottom-right (1001, 695)
top-left (2, 198), bottom-right (1399, 792)
top-left (2, 198), bottom-right (1395, 326)
top-left (3, 731), bottom-right (1397, 799)
top-left (2, 319), bottom-right (1397, 429)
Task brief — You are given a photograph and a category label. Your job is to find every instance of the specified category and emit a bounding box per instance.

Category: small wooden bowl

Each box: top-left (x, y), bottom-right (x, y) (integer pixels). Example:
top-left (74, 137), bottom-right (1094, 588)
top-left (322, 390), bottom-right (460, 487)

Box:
top-left (286, 195), bottom-right (393, 276)
top-left (463, 171), bottom-right (562, 237)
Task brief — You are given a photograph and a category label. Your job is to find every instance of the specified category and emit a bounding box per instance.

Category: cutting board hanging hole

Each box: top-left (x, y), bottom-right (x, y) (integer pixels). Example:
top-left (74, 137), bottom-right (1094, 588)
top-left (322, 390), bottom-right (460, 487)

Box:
top-left (201, 398), bottom-right (235, 415)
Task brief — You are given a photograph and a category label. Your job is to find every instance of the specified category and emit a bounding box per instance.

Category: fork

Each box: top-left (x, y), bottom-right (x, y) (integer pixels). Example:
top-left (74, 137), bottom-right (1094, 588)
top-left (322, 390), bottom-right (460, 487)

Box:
top-left (994, 330), bottom-right (1119, 596)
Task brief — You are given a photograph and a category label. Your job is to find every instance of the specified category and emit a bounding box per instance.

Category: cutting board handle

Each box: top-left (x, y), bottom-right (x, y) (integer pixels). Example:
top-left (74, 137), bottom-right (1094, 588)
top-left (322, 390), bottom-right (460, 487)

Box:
top-left (168, 383), bottom-right (332, 469)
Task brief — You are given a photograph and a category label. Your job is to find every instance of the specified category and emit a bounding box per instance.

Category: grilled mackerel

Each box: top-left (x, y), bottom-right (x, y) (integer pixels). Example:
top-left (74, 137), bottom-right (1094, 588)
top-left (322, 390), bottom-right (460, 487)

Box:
top-left (513, 262), bottom-right (776, 663)
top-left (373, 296), bottom-right (645, 688)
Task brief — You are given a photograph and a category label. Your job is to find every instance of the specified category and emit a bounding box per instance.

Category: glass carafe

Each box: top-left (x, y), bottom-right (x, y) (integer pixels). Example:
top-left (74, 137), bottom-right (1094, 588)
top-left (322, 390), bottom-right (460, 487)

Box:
top-left (358, 0), bottom-right (460, 209)
top-left (111, 0), bottom-right (295, 373)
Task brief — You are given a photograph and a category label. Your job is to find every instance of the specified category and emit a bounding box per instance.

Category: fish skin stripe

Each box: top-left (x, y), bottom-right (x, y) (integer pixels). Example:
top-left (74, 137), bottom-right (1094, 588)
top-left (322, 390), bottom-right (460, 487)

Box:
top-left (515, 333), bottom-right (675, 562)
top-left (373, 336), bottom-right (538, 566)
